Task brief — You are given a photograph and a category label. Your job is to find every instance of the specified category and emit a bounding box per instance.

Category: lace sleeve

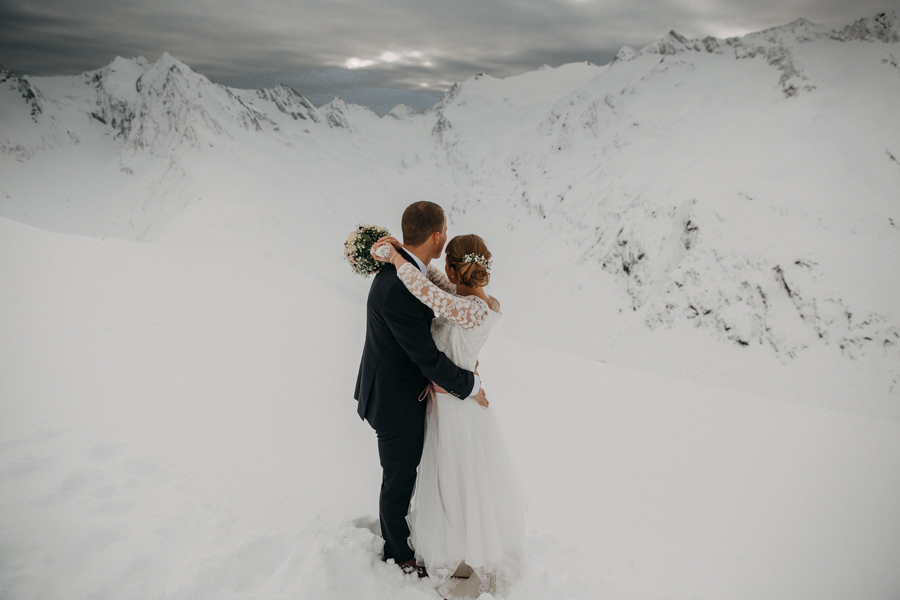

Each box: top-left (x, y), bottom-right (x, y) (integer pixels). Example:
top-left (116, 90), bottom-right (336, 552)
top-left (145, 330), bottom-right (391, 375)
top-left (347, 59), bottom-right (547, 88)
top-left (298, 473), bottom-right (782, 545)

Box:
top-left (397, 263), bottom-right (488, 331)
top-left (426, 263), bottom-right (457, 294)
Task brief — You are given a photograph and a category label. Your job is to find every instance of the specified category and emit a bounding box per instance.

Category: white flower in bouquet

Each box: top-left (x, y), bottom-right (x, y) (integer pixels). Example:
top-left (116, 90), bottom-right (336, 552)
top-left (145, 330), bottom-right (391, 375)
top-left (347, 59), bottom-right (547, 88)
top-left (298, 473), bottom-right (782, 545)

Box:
top-left (344, 224), bottom-right (392, 277)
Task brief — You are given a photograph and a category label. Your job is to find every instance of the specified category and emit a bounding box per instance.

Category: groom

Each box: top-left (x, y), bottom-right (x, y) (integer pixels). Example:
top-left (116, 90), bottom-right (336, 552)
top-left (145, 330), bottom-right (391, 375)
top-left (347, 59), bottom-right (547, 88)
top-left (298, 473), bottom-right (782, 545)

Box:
top-left (355, 201), bottom-right (485, 570)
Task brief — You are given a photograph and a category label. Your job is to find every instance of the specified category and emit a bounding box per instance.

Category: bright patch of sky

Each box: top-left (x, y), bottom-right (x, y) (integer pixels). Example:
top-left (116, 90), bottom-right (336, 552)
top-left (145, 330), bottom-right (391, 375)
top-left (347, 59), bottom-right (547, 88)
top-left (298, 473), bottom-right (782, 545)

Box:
top-left (345, 50), bottom-right (434, 70)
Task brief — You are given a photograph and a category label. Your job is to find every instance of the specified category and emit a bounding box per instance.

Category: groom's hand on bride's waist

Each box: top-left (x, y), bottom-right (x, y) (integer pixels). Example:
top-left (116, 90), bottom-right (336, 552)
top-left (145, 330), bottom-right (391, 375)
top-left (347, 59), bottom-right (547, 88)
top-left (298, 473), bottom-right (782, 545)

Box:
top-left (473, 388), bottom-right (489, 408)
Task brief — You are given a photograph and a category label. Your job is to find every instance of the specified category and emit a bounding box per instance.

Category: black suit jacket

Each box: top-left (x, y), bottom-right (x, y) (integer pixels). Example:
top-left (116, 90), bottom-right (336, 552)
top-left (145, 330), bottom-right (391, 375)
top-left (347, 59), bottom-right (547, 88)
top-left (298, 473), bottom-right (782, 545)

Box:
top-left (355, 249), bottom-right (474, 434)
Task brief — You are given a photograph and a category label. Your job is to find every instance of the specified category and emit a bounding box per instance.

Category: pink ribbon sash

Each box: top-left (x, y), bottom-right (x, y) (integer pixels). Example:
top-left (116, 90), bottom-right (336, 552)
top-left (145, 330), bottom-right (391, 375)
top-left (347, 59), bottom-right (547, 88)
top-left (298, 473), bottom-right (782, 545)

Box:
top-left (418, 382), bottom-right (449, 414)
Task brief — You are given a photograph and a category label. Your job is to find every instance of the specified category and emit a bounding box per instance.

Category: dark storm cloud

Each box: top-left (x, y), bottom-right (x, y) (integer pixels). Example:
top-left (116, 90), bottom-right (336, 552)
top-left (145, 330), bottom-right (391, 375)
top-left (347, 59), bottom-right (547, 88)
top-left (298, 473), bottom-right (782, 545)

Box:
top-left (1, 0), bottom-right (897, 113)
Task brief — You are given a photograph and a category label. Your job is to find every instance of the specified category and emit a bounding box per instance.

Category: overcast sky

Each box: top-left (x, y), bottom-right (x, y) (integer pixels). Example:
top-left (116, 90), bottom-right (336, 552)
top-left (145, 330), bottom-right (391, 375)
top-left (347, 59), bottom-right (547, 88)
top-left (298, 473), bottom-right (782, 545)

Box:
top-left (1, 0), bottom-right (896, 114)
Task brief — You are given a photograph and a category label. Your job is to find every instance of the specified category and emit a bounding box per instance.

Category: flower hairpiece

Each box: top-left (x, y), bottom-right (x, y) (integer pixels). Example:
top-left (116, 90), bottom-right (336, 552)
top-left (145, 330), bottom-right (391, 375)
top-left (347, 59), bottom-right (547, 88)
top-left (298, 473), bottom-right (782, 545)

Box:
top-left (462, 253), bottom-right (492, 272)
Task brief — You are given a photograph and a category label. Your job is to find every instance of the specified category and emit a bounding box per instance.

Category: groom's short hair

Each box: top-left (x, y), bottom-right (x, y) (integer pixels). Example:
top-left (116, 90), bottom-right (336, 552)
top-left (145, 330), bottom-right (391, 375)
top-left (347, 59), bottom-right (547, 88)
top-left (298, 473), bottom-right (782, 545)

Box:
top-left (402, 201), bottom-right (445, 246)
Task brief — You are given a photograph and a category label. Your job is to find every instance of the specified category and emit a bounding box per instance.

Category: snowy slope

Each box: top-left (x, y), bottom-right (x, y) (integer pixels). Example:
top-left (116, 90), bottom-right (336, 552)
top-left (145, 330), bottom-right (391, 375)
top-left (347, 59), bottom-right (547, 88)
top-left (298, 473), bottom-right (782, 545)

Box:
top-left (427, 13), bottom-right (900, 413)
top-left (1, 217), bottom-right (898, 600)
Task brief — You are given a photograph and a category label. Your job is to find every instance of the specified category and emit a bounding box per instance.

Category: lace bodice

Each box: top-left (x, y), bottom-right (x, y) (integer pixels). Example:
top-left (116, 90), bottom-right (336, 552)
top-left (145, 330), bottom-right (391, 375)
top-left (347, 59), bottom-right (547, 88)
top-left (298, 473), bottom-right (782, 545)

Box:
top-left (397, 262), bottom-right (501, 371)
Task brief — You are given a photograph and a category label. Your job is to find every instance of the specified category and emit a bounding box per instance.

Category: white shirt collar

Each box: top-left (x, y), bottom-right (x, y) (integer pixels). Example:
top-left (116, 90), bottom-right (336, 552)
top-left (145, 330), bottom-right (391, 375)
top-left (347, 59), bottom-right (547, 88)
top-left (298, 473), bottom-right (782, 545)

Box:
top-left (404, 249), bottom-right (428, 276)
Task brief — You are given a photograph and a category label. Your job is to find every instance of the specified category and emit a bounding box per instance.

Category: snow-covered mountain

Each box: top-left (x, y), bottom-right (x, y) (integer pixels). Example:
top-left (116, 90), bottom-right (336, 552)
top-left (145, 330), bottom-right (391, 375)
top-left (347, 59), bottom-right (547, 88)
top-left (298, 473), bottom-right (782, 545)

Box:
top-left (2, 12), bottom-right (899, 417)
top-left (1, 52), bottom-right (380, 165)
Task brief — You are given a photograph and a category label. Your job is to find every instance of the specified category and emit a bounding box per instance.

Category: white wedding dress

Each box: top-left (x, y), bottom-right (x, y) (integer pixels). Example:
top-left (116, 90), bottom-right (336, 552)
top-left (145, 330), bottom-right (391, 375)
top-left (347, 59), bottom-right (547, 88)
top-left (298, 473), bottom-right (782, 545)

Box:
top-left (396, 262), bottom-right (525, 593)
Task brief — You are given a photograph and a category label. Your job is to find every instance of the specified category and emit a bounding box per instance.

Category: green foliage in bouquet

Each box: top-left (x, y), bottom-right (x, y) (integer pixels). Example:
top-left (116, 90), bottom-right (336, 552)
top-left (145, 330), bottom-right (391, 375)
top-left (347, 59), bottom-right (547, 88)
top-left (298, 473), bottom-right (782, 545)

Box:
top-left (344, 224), bottom-right (391, 277)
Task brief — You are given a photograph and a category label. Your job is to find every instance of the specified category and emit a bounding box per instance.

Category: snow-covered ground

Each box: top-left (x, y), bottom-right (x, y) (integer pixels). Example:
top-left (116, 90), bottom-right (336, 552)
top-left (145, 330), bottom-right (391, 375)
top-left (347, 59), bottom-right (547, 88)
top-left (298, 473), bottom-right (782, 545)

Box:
top-left (2, 11), bottom-right (900, 600)
top-left (3, 217), bottom-right (899, 600)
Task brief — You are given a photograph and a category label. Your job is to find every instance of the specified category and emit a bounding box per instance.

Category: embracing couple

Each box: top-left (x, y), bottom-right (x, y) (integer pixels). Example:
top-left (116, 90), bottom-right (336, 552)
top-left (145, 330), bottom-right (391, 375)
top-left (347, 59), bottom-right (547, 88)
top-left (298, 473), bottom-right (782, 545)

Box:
top-left (354, 201), bottom-right (524, 596)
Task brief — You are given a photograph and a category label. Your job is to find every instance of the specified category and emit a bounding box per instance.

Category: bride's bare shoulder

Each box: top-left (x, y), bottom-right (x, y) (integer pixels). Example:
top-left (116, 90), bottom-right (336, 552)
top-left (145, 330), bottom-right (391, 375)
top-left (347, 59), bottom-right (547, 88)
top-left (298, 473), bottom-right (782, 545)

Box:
top-left (487, 295), bottom-right (501, 314)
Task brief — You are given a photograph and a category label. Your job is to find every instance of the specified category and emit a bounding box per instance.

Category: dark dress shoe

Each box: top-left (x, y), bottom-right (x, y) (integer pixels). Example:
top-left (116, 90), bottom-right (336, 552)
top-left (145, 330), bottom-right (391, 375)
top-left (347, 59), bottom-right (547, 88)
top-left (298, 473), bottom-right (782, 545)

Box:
top-left (398, 559), bottom-right (428, 578)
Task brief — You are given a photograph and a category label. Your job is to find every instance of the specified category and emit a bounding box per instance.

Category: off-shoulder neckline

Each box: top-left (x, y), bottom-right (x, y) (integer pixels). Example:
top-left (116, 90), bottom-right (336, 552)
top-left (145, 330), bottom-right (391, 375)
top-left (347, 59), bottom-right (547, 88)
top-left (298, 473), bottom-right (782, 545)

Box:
top-left (467, 294), bottom-right (501, 315)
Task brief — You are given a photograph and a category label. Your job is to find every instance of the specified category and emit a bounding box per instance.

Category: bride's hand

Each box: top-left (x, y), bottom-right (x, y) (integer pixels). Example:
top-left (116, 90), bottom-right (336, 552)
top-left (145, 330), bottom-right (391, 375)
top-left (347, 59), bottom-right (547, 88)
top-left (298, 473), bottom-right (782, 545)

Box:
top-left (376, 235), bottom-right (402, 251)
top-left (371, 240), bottom-right (396, 263)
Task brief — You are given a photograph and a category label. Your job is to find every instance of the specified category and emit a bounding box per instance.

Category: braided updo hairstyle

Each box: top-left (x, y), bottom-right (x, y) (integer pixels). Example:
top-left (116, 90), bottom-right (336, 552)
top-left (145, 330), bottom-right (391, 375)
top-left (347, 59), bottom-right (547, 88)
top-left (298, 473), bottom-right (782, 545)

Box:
top-left (445, 234), bottom-right (491, 287)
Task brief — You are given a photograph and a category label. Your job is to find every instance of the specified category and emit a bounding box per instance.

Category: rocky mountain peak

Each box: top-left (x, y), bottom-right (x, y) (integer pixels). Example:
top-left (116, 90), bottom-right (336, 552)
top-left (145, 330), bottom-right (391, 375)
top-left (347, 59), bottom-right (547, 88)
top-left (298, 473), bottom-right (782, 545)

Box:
top-left (0, 66), bottom-right (43, 122)
top-left (831, 10), bottom-right (899, 43)
top-left (384, 104), bottom-right (417, 120)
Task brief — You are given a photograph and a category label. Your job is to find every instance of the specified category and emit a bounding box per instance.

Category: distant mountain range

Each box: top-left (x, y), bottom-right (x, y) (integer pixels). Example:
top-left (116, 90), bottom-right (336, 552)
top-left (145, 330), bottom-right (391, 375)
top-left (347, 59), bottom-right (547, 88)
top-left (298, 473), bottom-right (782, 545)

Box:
top-left (2, 11), bottom-right (898, 411)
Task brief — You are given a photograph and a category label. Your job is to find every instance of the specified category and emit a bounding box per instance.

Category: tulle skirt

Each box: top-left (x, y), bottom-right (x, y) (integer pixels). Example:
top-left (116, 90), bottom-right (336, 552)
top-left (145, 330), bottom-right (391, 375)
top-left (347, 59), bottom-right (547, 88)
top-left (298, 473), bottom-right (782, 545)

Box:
top-left (406, 392), bottom-right (525, 590)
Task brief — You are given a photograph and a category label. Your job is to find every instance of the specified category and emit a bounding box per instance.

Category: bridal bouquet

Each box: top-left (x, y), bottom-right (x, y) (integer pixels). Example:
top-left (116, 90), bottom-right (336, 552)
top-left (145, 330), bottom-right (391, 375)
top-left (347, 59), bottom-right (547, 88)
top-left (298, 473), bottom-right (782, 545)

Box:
top-left (344, 224), bottom-right (392, 277)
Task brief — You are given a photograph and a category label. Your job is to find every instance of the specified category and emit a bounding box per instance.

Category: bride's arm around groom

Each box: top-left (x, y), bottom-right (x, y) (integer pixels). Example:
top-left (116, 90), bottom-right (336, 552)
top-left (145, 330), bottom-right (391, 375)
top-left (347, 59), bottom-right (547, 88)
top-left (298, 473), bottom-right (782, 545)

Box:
top-left (355, 202), bottom-right (484, 435)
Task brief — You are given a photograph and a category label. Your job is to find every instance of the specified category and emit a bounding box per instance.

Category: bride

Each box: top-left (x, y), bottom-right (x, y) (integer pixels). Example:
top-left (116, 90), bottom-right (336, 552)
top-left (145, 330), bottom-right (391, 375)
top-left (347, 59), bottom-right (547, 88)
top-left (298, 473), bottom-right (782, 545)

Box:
top-left (372, 233), bottom-right (524, 596)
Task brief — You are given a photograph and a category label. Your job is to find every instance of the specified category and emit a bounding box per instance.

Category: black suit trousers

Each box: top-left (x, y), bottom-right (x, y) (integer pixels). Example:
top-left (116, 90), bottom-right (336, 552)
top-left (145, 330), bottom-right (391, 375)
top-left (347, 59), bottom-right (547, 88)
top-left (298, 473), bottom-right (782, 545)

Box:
top-left (377, 425), bottom-right (426, 563)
